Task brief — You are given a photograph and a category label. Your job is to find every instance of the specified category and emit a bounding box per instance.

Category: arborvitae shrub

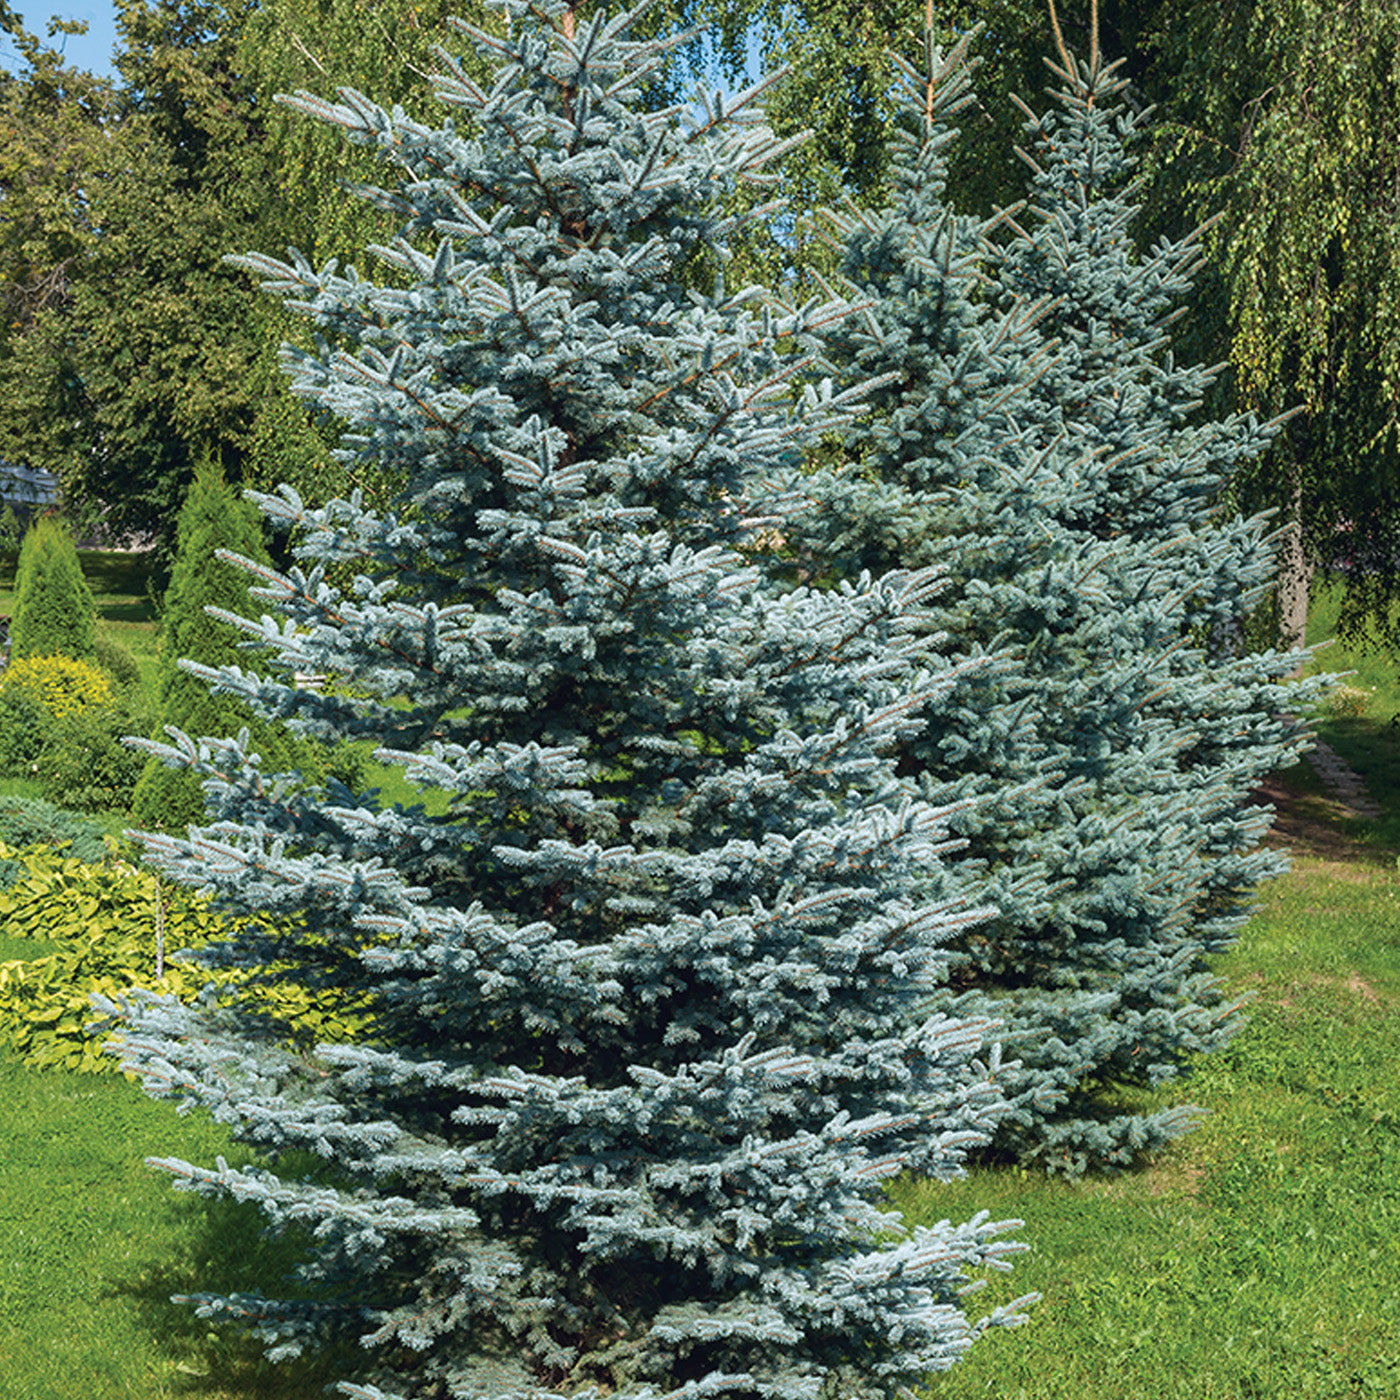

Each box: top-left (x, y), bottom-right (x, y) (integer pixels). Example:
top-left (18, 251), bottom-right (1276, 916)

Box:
top-left (0, 505), bottom-right (21, 561)
top-left (94, 630), bottom-right (143, 690)
top-left (10, 516), bottom-right (97, 662)
top-left (132, 465), bottom-right (309, 831)
top-left (37, 706), bottom-right (152, 814)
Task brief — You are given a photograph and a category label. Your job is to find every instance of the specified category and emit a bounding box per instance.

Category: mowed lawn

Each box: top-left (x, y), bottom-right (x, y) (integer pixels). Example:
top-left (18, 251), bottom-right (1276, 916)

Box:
top-left (0, 560), bottom-right (1396, 1396)
top-left (0, 1053), bottom-right (345, 1399)
top-left (910, 797), bottom-right (1400, 1400)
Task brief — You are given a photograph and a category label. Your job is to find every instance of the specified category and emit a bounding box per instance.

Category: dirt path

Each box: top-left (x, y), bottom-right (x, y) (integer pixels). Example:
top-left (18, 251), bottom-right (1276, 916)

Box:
top-left (1307, 739), bottom-right (1383, 818)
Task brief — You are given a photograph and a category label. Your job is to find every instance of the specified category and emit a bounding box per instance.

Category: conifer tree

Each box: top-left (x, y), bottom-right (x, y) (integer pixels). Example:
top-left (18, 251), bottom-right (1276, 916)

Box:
top-left (10, 513), bottom-right (97, 662)
top-left (0, 504), bottom-right (22, 561)
top-left (798, 22), bottom-right (1318, 1174)
top-left (986, 11), bottom-right (1318, 1015)
top-left (112, 5), bottom-right (1036, 1393)
top-left (132, 462), bottom-right (304, 831)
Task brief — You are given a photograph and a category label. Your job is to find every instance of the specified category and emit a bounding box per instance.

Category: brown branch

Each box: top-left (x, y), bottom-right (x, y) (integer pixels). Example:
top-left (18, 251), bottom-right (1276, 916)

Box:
top-left (1046, 0), bottom-right (1073, 80)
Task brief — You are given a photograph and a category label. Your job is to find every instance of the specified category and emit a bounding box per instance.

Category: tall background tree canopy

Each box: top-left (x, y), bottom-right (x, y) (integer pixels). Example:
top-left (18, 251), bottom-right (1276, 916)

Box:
top-left (2, 0), bottom-right (1398, 641)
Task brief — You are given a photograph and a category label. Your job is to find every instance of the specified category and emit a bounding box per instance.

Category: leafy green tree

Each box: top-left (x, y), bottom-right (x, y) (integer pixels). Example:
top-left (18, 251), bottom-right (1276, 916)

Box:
top-left (0, 504), bottom-right (21, 560)
top-left (113, 4), bottom-right (1038, 1391)
top-left (227, 0), bottom-right (496, 513)
top-left (10, 514), bottom-right (96, 661)
top-left (1137, 0), bottom-right (1400, 648)
top-left (132, 462), bottom-right (304, 831)
top-left (0, 1), bottom-right (275, 558)
top-left (0, 11), bottom-right (114, 356)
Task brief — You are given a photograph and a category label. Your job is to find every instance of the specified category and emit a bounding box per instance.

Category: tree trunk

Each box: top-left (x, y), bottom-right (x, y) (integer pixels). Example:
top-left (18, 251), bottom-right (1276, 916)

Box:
top-left (1279, 468), bottom-right (1311, 670)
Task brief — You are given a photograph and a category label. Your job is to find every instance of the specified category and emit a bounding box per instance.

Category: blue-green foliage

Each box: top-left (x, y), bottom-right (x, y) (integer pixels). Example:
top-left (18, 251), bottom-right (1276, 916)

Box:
top-left (112, 5), bottom-right (1036, 1395)
top-left (798, 32), bottom-right (1323, 1175)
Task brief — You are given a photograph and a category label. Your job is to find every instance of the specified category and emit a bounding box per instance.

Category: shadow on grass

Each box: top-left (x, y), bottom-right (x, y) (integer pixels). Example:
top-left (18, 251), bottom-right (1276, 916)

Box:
top-left (83, 551), bottom-right (159, 626)
top-left (98, 598), bottom-right (159, 625)
top-left (1311, 711), bottom-right (1400, 849)
top-left (111, 1191), bottom-right (365, 1399)
top-left (79, 549), bottom-right (157, 594)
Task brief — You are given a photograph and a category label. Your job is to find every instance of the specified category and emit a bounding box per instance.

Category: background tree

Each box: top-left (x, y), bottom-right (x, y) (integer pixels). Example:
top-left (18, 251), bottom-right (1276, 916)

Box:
top-left (672, 0), bottom-right (1400, 652)
top-left (114, 4), bottom-right (1037, 1391)
top-left (131, 461), bottom-right (305, 831)
top-left (228, 0), bottom-right (497, 512)
top-left (793, 19), bottom-right (1317, 1173)
top-left (0, 1), bottom-right (276, 559)
top-left (1137, 0), bottom-right (1400, 649)
top-left (9, 513), bottom-right (97, 661)
top-left (0, 11), bottom-right (115, 358)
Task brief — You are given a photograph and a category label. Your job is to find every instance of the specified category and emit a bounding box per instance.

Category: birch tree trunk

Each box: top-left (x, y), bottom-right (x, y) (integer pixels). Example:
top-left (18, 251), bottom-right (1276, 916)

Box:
top-left (1279, 467), bottom-right (1311, 670)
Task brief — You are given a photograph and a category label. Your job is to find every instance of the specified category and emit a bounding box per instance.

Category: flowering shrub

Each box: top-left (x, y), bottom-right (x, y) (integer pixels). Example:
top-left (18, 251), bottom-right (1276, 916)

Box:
top-left (1322, 684), bottom-right (1372, 720)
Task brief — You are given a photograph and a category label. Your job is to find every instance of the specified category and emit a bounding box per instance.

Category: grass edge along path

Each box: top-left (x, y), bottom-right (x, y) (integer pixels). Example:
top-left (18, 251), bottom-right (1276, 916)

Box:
top-left (904, 767), bottom-right (1400, 1400)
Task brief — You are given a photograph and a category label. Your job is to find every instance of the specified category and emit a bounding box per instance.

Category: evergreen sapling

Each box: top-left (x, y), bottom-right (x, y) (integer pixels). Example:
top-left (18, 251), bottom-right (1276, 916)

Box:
top-left (10, 514), bottom-right (97, 663)
top-left (112, 6), bottom-right (1036, 1394)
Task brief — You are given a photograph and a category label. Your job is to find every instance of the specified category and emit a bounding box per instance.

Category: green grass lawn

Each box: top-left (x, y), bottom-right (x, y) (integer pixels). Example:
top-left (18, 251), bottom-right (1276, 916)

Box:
top-left (902, 801), bottom-right (1400, 1399)
top-left (6, 770), bottom-right (1394, 1397)
top-left (894, 591), bottom-right (1400, 1399)
top-left (1302, 574), bottom-right (1400, 848)
top-left (0, 1042), bottom-right (345, 1399)
top-left (1, 564), bottom-right (1398, 1395)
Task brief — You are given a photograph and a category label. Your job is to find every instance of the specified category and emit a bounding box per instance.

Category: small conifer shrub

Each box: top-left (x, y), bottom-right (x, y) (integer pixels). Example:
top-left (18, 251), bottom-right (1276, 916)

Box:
top-left (10, 516), bottom-right (97, 663)
top-left (113, 4), bottom-right (1037, 1395)
top-left (0, 654), bottom-right (112, 718)
top-left (132, 464), bottom-right (308, 832)
top-left (0, 796), bottom-right (108, 886)
top-left (0, 504), bottom-right (22, 560)
top-left (0, 654), bottom-right (151, 813)
top-left (94, 631), bottom-right (143, 690)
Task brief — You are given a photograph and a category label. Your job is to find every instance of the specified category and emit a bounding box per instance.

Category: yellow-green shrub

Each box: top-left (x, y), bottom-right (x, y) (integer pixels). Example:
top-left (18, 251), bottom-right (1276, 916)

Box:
top-left (1322, 683), bottom-right (1373, 720)
top-left (0, 654), bottom-right (112, 720)
top-left (0, 843), bottom-right (370, 1072)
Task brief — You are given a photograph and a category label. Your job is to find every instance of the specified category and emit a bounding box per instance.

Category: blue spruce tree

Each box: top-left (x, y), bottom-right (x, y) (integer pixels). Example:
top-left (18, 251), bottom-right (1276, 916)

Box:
top-left (797, 21), bottom-right (1319, 1174)
top-left (111, 4), bottom-right (1036, 1394)
top-left (988, 10), bottom-right (1321, 1049)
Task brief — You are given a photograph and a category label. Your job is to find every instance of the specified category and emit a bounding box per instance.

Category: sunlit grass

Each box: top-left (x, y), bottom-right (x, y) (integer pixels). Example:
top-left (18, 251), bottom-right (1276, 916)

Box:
top-left (898, 802), bottom-right (1400, 1398)
top-left (0, 1048), bottom-right (343, 1399)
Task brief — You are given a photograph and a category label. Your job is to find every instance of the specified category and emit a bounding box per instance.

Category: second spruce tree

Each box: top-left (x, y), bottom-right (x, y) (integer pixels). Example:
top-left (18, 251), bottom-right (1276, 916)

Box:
top-left (800, 22), bottom-right (1317, 1174)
